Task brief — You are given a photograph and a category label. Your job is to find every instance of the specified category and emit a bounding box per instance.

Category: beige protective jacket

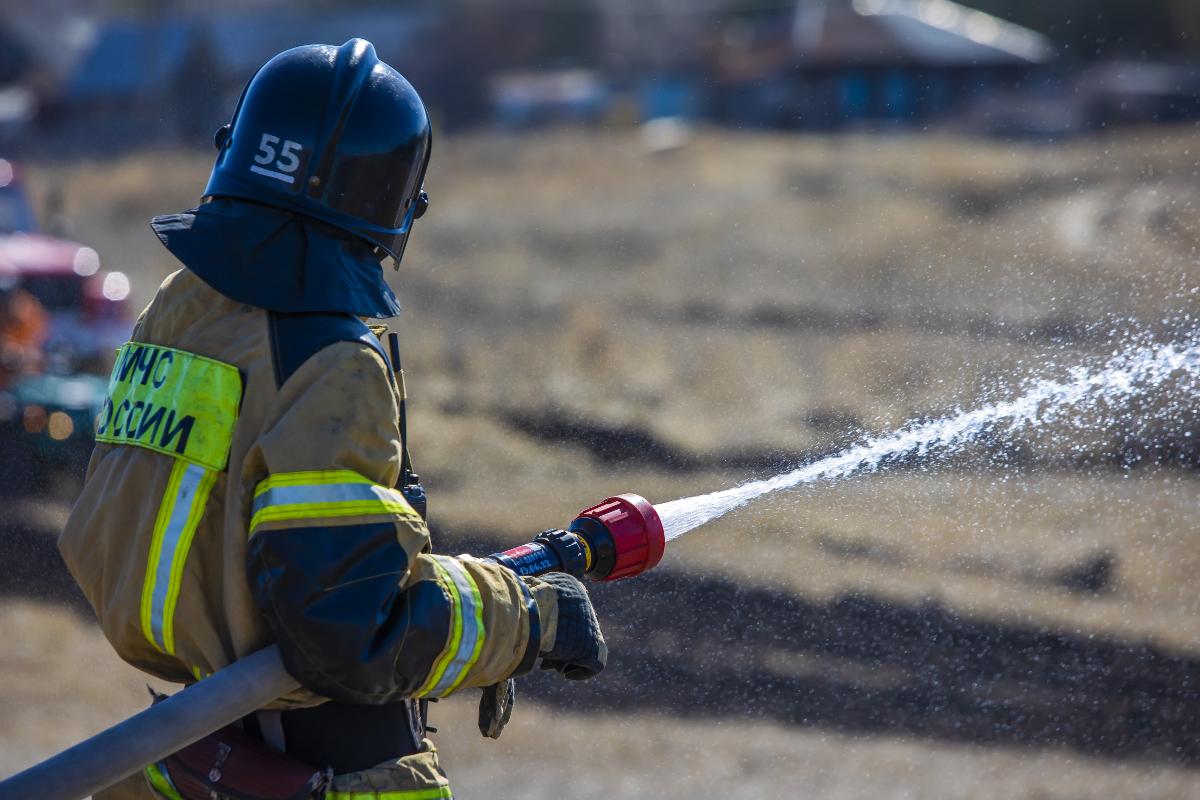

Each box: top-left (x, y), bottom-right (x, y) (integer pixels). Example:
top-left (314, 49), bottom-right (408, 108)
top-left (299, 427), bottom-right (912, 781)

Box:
top-left (59, 269), bottom-right (557, 794)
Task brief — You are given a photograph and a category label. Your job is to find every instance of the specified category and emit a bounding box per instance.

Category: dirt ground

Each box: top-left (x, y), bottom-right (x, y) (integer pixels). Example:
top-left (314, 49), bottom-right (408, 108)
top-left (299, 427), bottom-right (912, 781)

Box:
top-left (4, 128), bottom-right (1200, 797)
top-left (3, 601), bottom-right (1198, 800)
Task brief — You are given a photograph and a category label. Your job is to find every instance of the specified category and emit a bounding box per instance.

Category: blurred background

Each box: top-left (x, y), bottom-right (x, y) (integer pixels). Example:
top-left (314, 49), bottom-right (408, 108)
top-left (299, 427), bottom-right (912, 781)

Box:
top-left (1, 1), bottom-right (1199, 798)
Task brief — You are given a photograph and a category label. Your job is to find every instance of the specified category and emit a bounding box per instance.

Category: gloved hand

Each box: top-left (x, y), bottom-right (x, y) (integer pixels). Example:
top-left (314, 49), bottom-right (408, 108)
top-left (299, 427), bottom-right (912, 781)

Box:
top-left (536, 572), bottom-right (607, 680)
top-left (478, 679), bottom-right (515, 739)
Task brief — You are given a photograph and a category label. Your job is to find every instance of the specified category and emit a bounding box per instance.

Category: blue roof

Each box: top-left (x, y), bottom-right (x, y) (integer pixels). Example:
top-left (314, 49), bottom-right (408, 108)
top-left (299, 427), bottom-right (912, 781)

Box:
top-left (66, 10), bottom-right (441, 101)
top-left (67, 19), bottom-right (193, 100)
top-left (207, 10), bottom-right (439, 79)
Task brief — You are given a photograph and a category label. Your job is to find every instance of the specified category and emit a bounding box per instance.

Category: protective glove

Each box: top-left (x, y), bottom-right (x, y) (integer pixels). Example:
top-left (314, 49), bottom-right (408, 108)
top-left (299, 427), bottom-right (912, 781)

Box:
top-left (536, 572), bottom-right (607, 680)
top-left (477, 679), bottom-right (515, 739)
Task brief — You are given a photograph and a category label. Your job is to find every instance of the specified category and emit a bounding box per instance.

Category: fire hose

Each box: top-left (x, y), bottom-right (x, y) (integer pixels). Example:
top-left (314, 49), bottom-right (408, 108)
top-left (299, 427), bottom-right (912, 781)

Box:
top-left (0, 494), bottom-right (666, 800)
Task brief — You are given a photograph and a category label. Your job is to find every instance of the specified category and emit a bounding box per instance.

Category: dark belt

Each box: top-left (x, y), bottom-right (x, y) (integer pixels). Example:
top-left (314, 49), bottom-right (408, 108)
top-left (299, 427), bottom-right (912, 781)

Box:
top-left (244, 699), bottom-right (425, 774)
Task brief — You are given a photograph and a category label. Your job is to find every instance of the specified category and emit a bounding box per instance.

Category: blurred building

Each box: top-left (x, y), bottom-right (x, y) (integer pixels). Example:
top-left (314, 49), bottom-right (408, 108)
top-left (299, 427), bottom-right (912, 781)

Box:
top-left (1073, 61), bottom-right (1200, 129)
top-left (490, 70), bottom-right (612, 128)
top-left (3, 0), bottom-right (1198, 150)
top-left (710, 0), bottom-right (1053, 129)
top-left (0, 22), bottom-right (38, 145)
top-left (35, 8), bottom-right (443, 152)
top-left (0, 10), bottom-right (89, 147)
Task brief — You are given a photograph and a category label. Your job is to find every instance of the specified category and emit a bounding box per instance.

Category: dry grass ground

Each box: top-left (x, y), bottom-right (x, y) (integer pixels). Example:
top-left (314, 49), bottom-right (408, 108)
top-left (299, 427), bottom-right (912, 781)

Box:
top-left (4, 602), bottom-right (1198, 800)
top-left (28, 128), bottom-right (1200, 455)
top-left (5, 128), bottom-right (1200, 797)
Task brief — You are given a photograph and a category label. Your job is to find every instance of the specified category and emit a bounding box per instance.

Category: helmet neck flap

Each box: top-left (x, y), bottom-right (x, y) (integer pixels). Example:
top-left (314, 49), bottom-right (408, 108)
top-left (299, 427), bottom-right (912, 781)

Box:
top-left (151, 198), bottom-right (403, 319)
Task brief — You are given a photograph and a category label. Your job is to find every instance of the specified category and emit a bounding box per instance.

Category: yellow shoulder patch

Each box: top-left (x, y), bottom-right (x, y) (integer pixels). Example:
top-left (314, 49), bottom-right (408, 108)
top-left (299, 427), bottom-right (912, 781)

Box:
top-left (95, 342), bottom-right (243, 471)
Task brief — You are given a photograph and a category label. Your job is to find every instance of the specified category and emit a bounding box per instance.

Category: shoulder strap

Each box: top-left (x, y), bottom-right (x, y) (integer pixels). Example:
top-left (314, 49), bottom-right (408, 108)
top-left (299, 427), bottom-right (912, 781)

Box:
top-left (386, 332), bottom-right (425, 519)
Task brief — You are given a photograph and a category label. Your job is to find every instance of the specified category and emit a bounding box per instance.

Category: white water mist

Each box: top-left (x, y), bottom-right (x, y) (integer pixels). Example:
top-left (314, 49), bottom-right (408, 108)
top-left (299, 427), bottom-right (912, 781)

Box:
top-left (656, 337), bottom-right (1200, 541)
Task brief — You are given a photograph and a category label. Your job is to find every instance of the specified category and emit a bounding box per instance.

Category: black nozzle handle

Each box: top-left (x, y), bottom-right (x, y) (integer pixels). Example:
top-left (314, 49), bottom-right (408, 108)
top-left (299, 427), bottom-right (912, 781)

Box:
top-left (487, 530), bottom-right (588, 578)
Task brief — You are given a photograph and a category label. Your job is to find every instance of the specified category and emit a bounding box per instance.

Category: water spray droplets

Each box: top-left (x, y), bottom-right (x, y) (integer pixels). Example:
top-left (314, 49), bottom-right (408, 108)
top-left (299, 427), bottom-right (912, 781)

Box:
top-left (656, 336), bottom-right (1200, 542)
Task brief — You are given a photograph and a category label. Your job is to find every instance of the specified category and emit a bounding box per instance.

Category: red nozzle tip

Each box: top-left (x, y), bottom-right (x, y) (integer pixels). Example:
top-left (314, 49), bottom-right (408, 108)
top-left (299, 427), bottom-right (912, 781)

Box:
top-left (574, 493), bottom-right (666, 581)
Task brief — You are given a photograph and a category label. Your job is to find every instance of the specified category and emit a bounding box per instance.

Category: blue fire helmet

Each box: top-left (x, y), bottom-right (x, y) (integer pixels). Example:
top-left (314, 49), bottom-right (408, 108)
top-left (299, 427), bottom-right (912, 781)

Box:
top-left (204, 39), bottom-right (431, 264)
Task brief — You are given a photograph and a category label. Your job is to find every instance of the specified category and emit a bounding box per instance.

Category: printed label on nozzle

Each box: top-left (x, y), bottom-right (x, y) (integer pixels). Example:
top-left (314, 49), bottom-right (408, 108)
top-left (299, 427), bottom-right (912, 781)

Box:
top-left (493, 543), bottom-right (558, 577)
top-left (95, 342), bottom-right (243, 471)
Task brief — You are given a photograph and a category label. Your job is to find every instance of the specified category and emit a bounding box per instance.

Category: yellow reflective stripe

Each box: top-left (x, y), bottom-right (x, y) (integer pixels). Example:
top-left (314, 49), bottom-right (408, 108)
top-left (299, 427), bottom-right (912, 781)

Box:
top-left (97, 342), bottom-right (242, 471)
top-left (250, 499), bottom-right (416, 534)
top-left (415, 561), bottom-right (463, 697)
top-left (328, 787), bottom-right (452, 800)
top-left (163, 467), bottom-right (217, 654)
top-left (141, 459), bottom-right (186, 652)
top-left (252, 469), bottom-right (374, 498)
top-left (249, 471), bottom-right (418, 534)
top-left (140, 459), bottom-right (216, 654)
top-left (428, 557), bottom-right (485, 697)
top-left (144, 762), bottom-right (184, 800)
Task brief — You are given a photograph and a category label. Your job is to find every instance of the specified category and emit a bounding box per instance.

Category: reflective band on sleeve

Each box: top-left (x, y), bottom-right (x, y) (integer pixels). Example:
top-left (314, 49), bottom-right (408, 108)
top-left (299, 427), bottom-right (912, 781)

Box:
top-left (97, 342), bottom-right (243, 471)
top-left (140, 459), bottom-right (217, 654)
top-left (416, 557), bottom-right (485, 698)
top-left (144, 761), bottom-right (185, 800)
top-left (249, 469), bottom-right (418, 534)
top-left (327, 787), bottom-right (453, 800)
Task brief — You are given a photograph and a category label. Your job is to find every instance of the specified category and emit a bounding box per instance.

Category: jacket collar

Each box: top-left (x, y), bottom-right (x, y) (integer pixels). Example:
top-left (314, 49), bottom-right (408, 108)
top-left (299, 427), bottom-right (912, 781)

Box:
top-left (150, 198), bottom-right (402, 319)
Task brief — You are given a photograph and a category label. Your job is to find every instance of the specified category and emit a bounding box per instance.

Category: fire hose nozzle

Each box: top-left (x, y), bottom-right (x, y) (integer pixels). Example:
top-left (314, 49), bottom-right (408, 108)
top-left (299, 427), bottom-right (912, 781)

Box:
top-left (487, 493), bottom-right (666, 581)
top-left (570, 493), bottom-right (666, 581)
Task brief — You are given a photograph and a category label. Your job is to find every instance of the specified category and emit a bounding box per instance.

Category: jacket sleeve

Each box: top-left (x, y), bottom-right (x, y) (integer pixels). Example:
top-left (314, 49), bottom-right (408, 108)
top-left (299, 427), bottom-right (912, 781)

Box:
top-left (245, 340), bottom-right (558, 704)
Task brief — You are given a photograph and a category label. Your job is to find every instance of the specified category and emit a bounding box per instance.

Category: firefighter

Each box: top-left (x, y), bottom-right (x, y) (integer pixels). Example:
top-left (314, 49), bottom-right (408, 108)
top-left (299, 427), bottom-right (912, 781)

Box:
top-left (0, 283), bottom-right (47, 382)
top-left (58, 40), bottom-right (606, 799)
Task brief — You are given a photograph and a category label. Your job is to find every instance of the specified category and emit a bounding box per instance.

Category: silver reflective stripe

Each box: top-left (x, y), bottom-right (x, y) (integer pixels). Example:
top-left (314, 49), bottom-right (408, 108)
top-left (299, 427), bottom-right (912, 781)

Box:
top-left (149, 462), bottom-right (206, 651)
top-left (428, 556), bottom-right (484, 697)
top-left (251, 482), bottom-right (404, 517)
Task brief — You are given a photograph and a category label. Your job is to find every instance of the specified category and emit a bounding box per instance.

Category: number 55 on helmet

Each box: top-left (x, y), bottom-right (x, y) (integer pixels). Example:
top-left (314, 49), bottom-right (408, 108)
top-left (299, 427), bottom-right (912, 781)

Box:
top-left (205, 38), bottom-right (431, 266)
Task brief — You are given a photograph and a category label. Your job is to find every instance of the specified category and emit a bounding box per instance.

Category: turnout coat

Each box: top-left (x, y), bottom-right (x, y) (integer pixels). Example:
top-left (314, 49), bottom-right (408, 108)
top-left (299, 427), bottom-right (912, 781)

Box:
top-left (59, 266), bottom-right (557, 798)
